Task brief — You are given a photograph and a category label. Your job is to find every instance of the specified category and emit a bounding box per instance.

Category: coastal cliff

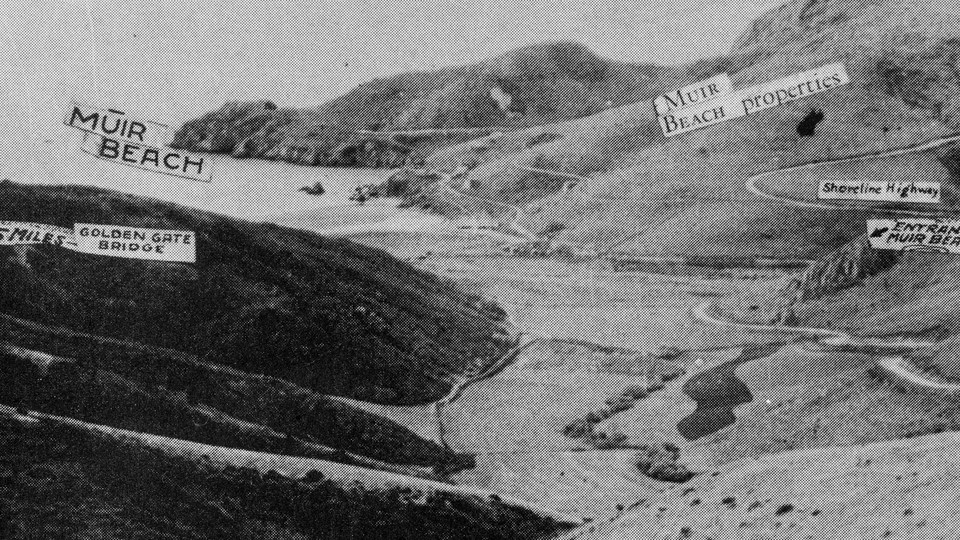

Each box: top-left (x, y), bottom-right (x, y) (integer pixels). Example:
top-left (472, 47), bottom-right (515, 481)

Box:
top-left (170, 42), bottom-right (673, 167)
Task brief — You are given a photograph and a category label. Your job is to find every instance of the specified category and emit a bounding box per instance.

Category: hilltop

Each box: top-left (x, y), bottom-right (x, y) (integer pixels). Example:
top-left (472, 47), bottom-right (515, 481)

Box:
top-left (170, 42), bottom-right (673, 167)
top-left (399, 0), bottom-right (960, 259)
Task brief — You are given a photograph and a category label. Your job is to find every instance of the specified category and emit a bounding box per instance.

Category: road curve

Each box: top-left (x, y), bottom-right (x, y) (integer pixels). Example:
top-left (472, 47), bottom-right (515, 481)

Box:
top-left (692, 301), bottom-right (959, 392)
top-left (876, 356), bottom-right (960, 393)
top-left (356, 128), bottom-right (499, 138)
top-left (516, 165), bottom-right (590, 182)
top-left (745, 133), bottom-right (960, 216)
top-left (692, 301), bottom-right (844, 338)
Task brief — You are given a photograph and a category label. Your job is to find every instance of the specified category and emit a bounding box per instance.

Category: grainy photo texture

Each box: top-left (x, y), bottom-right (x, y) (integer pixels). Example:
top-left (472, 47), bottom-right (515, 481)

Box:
top-left (2, 0), bottom-right (960, 538)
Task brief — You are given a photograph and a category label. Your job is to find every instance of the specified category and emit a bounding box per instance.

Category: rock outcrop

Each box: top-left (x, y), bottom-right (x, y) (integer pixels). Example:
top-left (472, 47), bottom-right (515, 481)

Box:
top-left (785, 235), bottom-right (900, 302)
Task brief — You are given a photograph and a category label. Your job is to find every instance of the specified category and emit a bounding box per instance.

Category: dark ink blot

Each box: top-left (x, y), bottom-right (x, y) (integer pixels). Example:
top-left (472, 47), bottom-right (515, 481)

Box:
top-left (797, 108), bottom-right (825, 137)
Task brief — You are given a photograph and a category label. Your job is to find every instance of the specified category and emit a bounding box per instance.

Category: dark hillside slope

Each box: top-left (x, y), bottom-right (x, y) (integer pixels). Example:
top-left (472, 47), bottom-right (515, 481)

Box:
top-left (0, 182), bottom-right (511, 405)
top-left (170, 42), bottom-right (674, 167)
top-left (0, 314), bottom-right (463, 470)
top-left (0, 415), bottom-right (567, 540)
top-left (408, 0), bottom-right (960, 259)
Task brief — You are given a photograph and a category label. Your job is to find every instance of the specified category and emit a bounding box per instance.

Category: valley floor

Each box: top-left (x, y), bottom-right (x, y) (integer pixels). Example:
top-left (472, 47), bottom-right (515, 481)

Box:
top-left (339, 222), bottom-right (804, 518)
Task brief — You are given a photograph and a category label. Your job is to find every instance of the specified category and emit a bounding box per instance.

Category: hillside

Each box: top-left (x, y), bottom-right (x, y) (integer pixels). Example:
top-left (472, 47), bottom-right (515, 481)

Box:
top-left (771, 233), bottom-right (960, 383)
top-left (170, 42), bottom-right (674, 167)
top-left (398, 0), bottom-right (960, 259)
top-left (0, 182), bottom-right (512, 406)
top-left (556, 430), bottom-right (960, 540)
top-left (0, 313), bottom-right (466, 472)
top-left (0, 412), bottom-right (569, 540)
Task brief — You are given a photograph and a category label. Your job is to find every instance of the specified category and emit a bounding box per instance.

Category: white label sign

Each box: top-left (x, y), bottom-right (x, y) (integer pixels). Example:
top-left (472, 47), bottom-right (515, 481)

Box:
top-left (658, 63), bottom-right (850, 137)
top-left (80, 134), bottom-right (212, 183)
top-left (64, 102), bottom-right (170, 146)
top-left (0, 221), bottom-right (76, 247)
top-left (653, 73), bottom-right (732, 116)
top-left (73, 224), bottom-right (196, 262)
top-left (736, 63), bottom-right (849, 117)
top-left (658, 97), bottom-right (738, 137)
top-left (867, 218), bottom-right (960, 253)
top-left (819, 180), bottom-right (941, 203)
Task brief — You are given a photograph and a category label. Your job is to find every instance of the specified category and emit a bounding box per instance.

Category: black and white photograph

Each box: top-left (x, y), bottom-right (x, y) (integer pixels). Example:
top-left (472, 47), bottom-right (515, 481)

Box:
top-left (2, 0), bottom-right (960, 537)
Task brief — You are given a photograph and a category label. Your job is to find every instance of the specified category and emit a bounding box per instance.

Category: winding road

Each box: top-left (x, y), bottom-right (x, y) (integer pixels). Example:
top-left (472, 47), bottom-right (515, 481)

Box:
top-left (745, 132), bottom-right (960, 216)
top-left (356, 128), bottom-right (500, 138)
top-left (693, 301), bottom-right (960, 392)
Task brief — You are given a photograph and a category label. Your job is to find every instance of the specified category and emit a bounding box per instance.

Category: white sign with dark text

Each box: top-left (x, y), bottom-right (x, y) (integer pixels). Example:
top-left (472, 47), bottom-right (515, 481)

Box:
top-left (73, 224), bottom-right (196, 262)
top-left (80, 134), bottom-right (212, 183)
top-left (653, 73), bottom-right (732, 116)
top-left (868, 218), bottom-right (960, 253)
top-left (0, 221), bottom-right (76, 247)
top-left (64, 102), bottom-right (170, 147)
top-left (819, 180), bottom-right (941, 203)
top-left (658, 63), bottom-right (850, 137)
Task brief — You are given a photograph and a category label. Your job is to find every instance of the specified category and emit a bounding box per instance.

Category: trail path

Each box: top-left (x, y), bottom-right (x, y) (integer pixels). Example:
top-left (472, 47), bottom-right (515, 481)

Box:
top-left (356, 128), bottom-right (499, 138)
top-left (516, 165), bottom-right (589, 182)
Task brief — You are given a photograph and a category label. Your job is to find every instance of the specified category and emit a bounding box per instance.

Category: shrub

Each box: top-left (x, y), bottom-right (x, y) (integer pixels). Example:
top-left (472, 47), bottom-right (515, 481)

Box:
top-left (635, 443), bottom-right (694, 483)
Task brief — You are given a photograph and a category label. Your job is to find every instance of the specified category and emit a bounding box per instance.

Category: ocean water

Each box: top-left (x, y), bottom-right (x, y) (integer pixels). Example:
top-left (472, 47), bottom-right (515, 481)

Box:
top-left (13, 131), bottom-right (394, 223)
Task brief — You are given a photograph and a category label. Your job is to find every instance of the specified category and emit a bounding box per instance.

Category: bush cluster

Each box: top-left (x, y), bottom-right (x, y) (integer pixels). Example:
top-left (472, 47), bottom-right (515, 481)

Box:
top-left (634, 443), bottom-right (694, 483)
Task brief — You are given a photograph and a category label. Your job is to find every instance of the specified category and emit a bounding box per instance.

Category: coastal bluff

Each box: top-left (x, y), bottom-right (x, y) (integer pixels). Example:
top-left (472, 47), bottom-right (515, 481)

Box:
top-left (170, 42), bottom-right (673, 168)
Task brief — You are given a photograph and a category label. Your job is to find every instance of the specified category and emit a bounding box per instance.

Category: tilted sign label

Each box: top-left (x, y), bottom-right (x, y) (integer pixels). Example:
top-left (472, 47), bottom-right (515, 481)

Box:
top-left (867, 218), bottom-right (960, 253)
top-left (0, 221), bottom-right (76, 247)
top-left (658, 97), bottom-right (737, 137)
top-left (819, 180), bottom-right (941, 203)
top-left (653, 73), bottom-right (732, 116)
top-left (64, 102), bottom-right (170, 147)
top-left (80, 133), bottom-right (212, 183)
top-left (658, 63), bottom-right (850, 137)
top-left (73, 224), bottom-right (196, 262)
top-left (736, 62), bottom-right (850, 117)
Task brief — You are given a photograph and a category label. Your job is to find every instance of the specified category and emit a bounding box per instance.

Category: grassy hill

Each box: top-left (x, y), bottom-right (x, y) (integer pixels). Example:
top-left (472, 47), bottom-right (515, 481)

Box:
top-left (555, 430), bottom-right (960, 540)
top-left (402, 0), bottom-right (960, 259)
top-left (764, 234), bottom-right (960, 382)
top-left (0, 182), bottom-right (512, 406)
top-left (0, 313), bottom-right (467, 472)
top-left (170, 42), bottom-right (674, 167)
top-left (0, 413), bottom-right (568, 540)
